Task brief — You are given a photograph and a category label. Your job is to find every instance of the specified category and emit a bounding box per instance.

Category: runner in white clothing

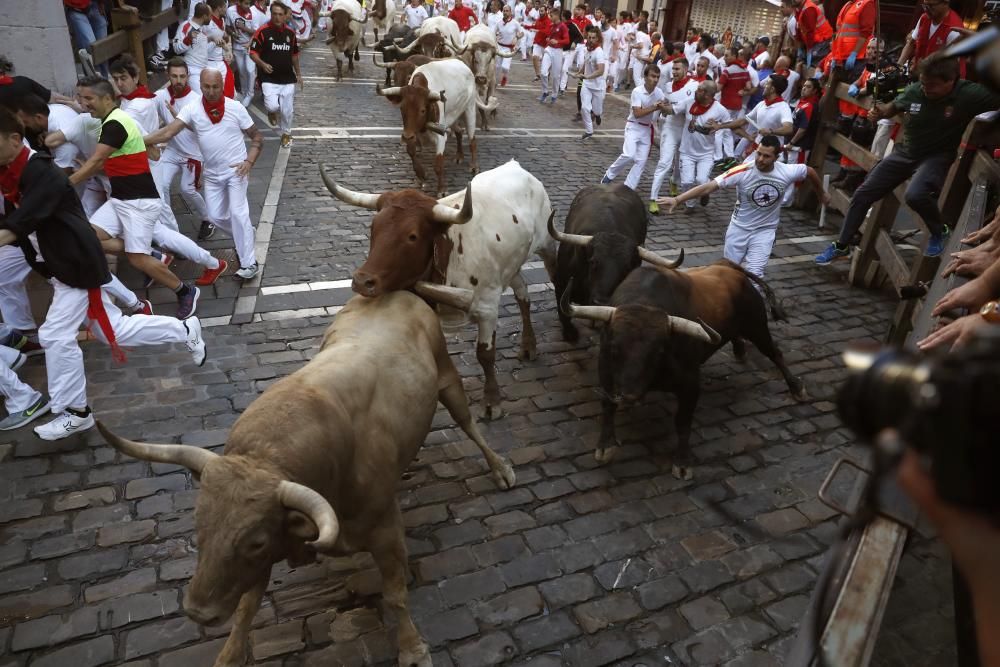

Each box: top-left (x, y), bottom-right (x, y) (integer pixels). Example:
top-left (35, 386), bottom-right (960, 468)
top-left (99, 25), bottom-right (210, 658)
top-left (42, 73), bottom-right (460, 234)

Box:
top-left (494, 6), bottom-right (524, 87)
top-left (145, 69), bottom-right (264, 281)
top-left (660, 80), bottom-right (729, 211)
top-left (648, 58), bottom-right (697, 212)
top-left (658, 136), bottom-right (829, 278)
top-left (601, 64), bottom-right (665, 189)
top-left (174, 4), bottom-right (221, 94)
top-left (714, 74), bottom-right (793, 159)
top-left (572, 25), bottom-right (605, 139)
top-left (404, 0), bottom-right (429, 28)
top-left (228, 0), bottom-right (258, 105)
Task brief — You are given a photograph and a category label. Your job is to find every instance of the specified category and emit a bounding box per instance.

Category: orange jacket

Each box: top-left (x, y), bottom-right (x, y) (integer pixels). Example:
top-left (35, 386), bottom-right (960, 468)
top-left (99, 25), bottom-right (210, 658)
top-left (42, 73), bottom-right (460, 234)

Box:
top-left (831, 0), bottom-right (875, 63)
top-left (796, 0), bottom-right (833, 48)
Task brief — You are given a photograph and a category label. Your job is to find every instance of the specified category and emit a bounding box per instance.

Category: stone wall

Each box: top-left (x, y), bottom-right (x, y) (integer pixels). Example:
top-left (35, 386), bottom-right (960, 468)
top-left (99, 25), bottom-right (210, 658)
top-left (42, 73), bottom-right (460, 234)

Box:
top-left (0, 0), bottom-right (78, 95)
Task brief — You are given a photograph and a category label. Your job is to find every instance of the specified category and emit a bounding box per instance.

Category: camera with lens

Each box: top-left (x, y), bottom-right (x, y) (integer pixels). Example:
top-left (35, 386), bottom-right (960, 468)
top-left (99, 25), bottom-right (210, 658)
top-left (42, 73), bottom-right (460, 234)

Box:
top-left (864, 63), bottom-right (911, 104)
top-left (836, 331), bottom-right (1000, 513)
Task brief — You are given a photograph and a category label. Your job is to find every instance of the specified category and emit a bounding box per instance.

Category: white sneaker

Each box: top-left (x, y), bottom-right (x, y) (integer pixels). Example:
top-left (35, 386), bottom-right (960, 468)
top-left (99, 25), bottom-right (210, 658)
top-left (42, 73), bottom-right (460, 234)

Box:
top-left (241, 94), bottom-right (253, 107)
top-left (235, 263), bottom-right (260, 280)
top-left (33, 411), bottom-right (95, 441)
top-left (184, 317), bottom-right (206, 367)
top-left (8, 352), bottom-right (26, 371)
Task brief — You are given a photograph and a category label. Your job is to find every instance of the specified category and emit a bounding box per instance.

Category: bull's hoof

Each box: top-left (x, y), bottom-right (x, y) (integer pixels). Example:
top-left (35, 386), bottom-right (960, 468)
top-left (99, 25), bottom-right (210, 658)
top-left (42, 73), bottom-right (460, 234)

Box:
top-left (398, 643), bottom-right (432, 667)
top-left (518, 345), bottom-right (537, 362)
top-left (454, 154), bottom-right (465, 164)
top-left (792, 383), bottom-right (810, 403)
top-left (492, 459), bottom-right (517, 489)
top-left (671, 463), bottom-right (694, 481)
top-left (470, 165), bottom-right (480, 175)
top-left (481, 400), bottom-right (505, 421)
top-left (594, 446), bottom-right (619, 464)
top-left (436, 191), bottom-right (446, 198)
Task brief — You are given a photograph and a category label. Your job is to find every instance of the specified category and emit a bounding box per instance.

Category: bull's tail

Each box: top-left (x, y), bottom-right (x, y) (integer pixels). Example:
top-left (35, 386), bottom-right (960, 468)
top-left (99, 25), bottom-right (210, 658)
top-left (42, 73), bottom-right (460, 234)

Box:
top-left (721, 260), bottom-right (788, 322)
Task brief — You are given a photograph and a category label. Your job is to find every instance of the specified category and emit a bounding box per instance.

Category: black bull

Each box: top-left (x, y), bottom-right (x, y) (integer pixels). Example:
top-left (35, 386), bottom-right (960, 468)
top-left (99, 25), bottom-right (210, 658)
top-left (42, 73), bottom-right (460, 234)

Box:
top-left (374, 24), bottom-right (416, 86)
top-left (548, 184), bottom-right (684, 343)
top-left (561, 261), bottom-right (807, 480)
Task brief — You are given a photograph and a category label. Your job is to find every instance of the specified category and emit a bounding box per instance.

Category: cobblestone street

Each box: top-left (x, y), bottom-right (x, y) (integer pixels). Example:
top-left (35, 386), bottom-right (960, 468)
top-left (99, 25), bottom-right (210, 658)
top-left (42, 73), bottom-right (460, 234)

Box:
top-left (0, 36), bottom-right (954, 667)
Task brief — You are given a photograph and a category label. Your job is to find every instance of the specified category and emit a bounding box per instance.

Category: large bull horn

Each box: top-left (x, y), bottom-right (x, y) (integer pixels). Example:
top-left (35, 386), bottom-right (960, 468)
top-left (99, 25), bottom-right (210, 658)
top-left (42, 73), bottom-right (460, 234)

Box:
top-left (426, 122), bottom-right (447, 135)
top-left (277, 481), bottom-right (340, 551)
top-left (372, 53), bottom-right (396, 69)
top-left (320, 165), bottom-right (381, 210)
top-left (447, 36), bottom-right (469, 54)
top-left (376, 84), bottom-right (405, 97)
top-left (393, 35), bottom-right (421, 55)
top-left (414, 281), bottom-right (475, 311)
top-left (665, 315), bottom-right (721, 344)
top-left (496, 47), bottom-right (517, 58)
top-left (638, 246), bottom-right (685, 270)
top-left (547, 211), bottom-right (593, 246)
top-left (96, 421), bottom-right (217, 474)
top-left (431, 182), bottom-right (473, 224)
top-left (475, 95), bottom-right (499, 113)
top-left (427, 89), bottom-right (446, 103)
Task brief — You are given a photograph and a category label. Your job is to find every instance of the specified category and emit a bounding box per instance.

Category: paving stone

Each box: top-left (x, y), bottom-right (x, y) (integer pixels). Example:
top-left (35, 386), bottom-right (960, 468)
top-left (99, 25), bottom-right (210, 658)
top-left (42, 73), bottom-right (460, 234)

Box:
top-left (678, 561), bottom-right (736, 595)
top-left (764, 594), bottom-right (810, 632)
top-left (629, 609), bottom-right (692, 650)
top-left (594, 558), bottom-right (655, 591)
top-left (157, 637), bottom-right (229, 667)
top-left (0, 563), bottom-right (47, 595)
top-left (0, 498), bottom-right (43, 524)
top-left (0, 540), bottom-right (26, 569)
top-left (763, 563), bottom-right (815, 596)
top-left (679, 596), bottom-right (731, 631)
top-left (755, 508), bottom-right (811, 536)
top-left (573, 593), bottom-right (643, 634)
top-left (0, 585), bottom-right (75, 621)
top-left (417, 547), bottom-right (477, 582)
top-left (500, 553), bottom-right (561, 587)
top-left (251, 619), bottom-right (305, 660)
top-left (85, 568), bottom-right (158, 603)
top-left (438, 567), bottom-right (506, 607)
top-left (719, 579), bottom-right (779, 616)
top-left (682, 530), bottom-right (739, 561)
top-left (716, 615), bottom-right (779, 650)
top-left (512, 611), bottom-right (581, 652)
top-left (416, 607), bottom-right (479, 646)
top-left (672, 628), bottom-right (738, 666)
top-left (124, 617), bottom-right (201, 659)
top-left (29, 636), bottom-right (116, 667)
top-left (471, 535), bottom-right (528, 567)
top-left (472, 587), bottom-right (544, 627)
top-left (433, 520), bottom-right (486, 550)
top-left (57, 548), bottom-right (128, 580)
top-left (98, 590), bottom-right (181, 629)
top-left (97, 519), bottom-right (156, 547)
top-left (72, 503), bottom-right (131, 533)
top-left (452, 631), bottom-right (517, 667)
top-left (636, 576), bottom-right (689, 611)
top-left (483, 510), bottom-right (536, 537)
top-left (30, 531), bottom-right (96, 560)
top-left (11, 606), bottom-right (100, 651)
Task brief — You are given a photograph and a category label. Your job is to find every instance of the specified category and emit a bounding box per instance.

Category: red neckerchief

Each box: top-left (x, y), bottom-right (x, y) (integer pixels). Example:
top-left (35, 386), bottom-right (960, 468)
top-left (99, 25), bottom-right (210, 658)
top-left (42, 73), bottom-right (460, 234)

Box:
top-left (211, 15), bottom-right (225, 30)
top-left (774, 68), bottom-right (790, 77)
top-left (764, 95), bottom-right (784, 106)
top-left (0, 146), bottom-right (30, 205)
top-left (692, 74), bottom-right (707, 82)
top-left (796, 94), bottom-right (818, 121)
top-left (731, 59), bottom-right (747, 68)
top-left (672, 76), bottom-right (690, 91)
top-left (0, 75), bottom-right (13, 86)
top-left (203, 96), bottom-right (226, 124)
top-left (169, 84), bottom-right (193, 105)
top-left (503, 16), bottom-right (512, 23)
top-left (586, 42), bottom-right (599, 51)
top-left (753, 46), bottom-right (767, 58)
top-left (689, 100), bottom-right (712, 115)
top-left (686, 37), bottom-right (697, 44)
top-left (121, 85), bottom-right (157, 100)
top-left (237, 5), bottom-right (252, 18)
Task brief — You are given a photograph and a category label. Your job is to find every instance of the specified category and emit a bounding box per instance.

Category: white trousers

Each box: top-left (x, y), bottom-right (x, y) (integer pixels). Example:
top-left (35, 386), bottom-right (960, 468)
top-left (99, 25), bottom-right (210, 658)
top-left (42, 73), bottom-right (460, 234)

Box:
top-left (521, 31), bottom-right (534, 59)
top-left (0, 344), bottom-right (40, 413)
top-left (91, 198), bottom-right (216, 269)
top-left (540, 47), bottom-right (563, 97)
top-left (650, 124), bottom-right (684, 200)
top-left (159, 157), bottom-right (210, 222)
top-left (102, 274), bottom-right (142, 311)
top-left (152, 224), bottom-right (217, 269)
top-left (679, 152), bottom-right (715, 207)
top-left (149, 158), bottom-right (180, 232)
top-left (155, 0), bottom-right (173, 52)
top-left (560, 44), bottom-right (584, 91)
top-left (187, 67), bottom-right (204, 95)
top-left (580, 86), bottom-right (604, 134)
top-left (204, 171), bottom-right (257, 269)
top-left (631, 60), bottom-right (645, 88)
top-left (78, 176), bottom-right (111, 218)
top-left (40, 279), bottom-right (189, 413)
top-left (262, 82), bottom-right (295, 134)
top-left (716, 107), bottom-right (744, 160)
top-left (605, 122), bottom-right (654, 190)
top-left (233, 48), bottom-right (257, 99)
top-left (0, 246), bottom-right (35, 332)
top-left (723, 225), bottom-right (776, 279)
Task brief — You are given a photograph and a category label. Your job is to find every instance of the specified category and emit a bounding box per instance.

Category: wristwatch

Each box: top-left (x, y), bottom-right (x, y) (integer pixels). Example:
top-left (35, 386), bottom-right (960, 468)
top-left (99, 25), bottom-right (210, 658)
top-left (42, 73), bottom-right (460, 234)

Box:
top-left (979, 300), bottom-right (1000, 323)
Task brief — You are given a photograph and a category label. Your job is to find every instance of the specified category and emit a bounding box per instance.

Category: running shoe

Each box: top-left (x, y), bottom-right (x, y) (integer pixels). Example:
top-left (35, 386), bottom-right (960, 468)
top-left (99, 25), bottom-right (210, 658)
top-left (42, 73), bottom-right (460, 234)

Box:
top-left (196, 259), bottom-right (229, 286)
top-left (581, 132), bottom-right (593, 140)
top-left (268, 112), bottom-right (278, 127)
top-left (648, 200), bottom-right (660, 215)
top-left (925, 226), bottom-right (951, 258)
top-left (815, 243), bottom-right (851, 265)
top-left (500, 76), bottom-right (508, 87)
top-left (595, 115), bottom-right (601, 126)
top-left (235, 263), bottom-right (260, 280)
top-left (34, 410), bottom-right (95, 441)
top-left (176, 283), bottom-right (200, 320)
top-left (134, 299), bottom-right (154, 316)
top-left (538, 93), bottom-right (547, 102)
top-left (573, 112), bottom-right (582, 122)
top-left (281, 134), bottom-right (293, 148)
top-left (600, 175), bottom-right (612, 184)
top-left (198, 221), bottom-right (216, 240)
top-left (7, 352), bottom-right (26, 371)
top-left (0, 394), bottom-right (50, 431)
top-left (184, 317), bottom-right (207, 367)
top-left (700, 195), bottom-right (710, 207)
top-left (10, 335), bottom-right (43, 357)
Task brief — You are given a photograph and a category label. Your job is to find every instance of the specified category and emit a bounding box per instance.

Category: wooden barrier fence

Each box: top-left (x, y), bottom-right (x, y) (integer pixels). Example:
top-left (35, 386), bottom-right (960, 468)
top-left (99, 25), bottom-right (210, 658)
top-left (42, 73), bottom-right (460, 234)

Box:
top-left (86, 3), bottom-right (180, 85)
top-left (807, 75), bottom-right (1000, 343)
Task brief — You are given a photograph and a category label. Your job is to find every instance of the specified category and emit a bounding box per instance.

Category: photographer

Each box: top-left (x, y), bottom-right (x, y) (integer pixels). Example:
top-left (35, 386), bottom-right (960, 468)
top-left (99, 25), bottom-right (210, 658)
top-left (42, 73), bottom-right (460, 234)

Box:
top-left (897, 0), bottom-right (973, 74)
top-left (815, 53), bottom-right (1000, 265)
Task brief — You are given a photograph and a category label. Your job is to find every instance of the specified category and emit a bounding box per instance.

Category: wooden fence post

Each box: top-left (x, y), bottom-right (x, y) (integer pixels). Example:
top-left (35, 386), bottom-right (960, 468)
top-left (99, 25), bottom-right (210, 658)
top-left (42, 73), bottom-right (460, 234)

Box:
top-left (110, 4), bottom-right (147, 86)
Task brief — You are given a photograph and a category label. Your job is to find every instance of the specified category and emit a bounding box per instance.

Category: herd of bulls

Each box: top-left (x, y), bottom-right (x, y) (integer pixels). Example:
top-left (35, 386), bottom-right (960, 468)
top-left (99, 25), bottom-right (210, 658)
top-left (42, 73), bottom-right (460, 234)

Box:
top-left (92, 32), bottom-right (808, 666)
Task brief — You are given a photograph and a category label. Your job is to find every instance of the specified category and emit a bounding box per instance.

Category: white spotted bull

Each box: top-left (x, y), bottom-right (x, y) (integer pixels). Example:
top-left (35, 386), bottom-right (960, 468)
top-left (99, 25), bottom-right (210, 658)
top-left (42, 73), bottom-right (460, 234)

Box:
top-left (321, 0), bottom-right (365, 80)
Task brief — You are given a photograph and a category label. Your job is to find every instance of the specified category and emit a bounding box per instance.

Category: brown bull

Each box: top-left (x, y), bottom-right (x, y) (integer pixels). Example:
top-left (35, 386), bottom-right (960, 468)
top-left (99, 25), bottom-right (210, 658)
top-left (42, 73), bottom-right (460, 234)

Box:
top-left (97, 291), bottom-right (515, 667)
top-left (373, 52), bottom-right (432, 87)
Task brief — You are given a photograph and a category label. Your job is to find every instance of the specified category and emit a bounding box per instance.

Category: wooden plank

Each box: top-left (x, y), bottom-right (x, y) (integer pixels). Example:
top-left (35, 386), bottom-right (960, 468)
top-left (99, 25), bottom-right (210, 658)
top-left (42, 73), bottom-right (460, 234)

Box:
top-left (831, 81), bottom-right (875, 111)
top-left (850, 194), bottom-right (900, 288)
top-left (874, 230), bottom-right (909, 290)
top-left (970, 148), bottom-right (1000, 185)
top-left (138, 8), bottom-right (179, 41)
top-left (829, 134), bottom-right (877, 173)
top-left (90, 31), bottom-right (130, 66)
top-left (830, 185), bottom-right (851, 217)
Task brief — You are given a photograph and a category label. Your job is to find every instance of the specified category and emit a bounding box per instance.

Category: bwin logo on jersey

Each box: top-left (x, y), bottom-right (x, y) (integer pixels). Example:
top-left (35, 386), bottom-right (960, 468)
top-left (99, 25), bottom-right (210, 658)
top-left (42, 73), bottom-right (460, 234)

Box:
top-left (270, 41), bottom-right (292, 51)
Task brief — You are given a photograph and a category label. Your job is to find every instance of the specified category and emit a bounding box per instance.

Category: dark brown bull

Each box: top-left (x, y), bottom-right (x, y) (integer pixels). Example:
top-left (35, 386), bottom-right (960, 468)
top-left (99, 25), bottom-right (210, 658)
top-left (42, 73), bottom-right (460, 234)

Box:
top-left (373, 52), bottom-right (432, 87)
top-left (562, 258), bottom-right (807, 479)
top-left (324, 1), bottom-right (364, 81)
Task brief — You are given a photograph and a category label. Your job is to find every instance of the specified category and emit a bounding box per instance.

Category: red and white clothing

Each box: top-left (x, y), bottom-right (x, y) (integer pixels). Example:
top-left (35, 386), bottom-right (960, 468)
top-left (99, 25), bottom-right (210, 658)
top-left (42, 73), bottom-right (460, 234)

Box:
top-left (650, 76), bottom-right (698, 200)
top-left (449, 5), bottom-right (478, 32)
top-left (174, 19), bottom-right (211, 93)
top-left (251, 21), bottom-right (300, 136)
top-left (47, 104), bottom-right (81, 170)
top-left (912, 10), bottom-right (965, 75)
top-left (717, 60), bottom-right (751, 160)
top-left (0, 334), bottom-right (40, 414)
top-left (176, 98), bottom-right (258, 269)
top-left (0, 245), bottom-right (34, 332)
top-left (540, 21), bottom-right (569, 98)
top-left (58, 113), bottom-right (109, 216)
top-left (154, 86), bottom-right (211, 224)
top-left (404, 3), bottom-right (429, 29)
top-left (715, 161), bottom-right (807, 277)
top-left (495, 19), bottom-right (523, 77)
top-left (682, 37), bottom-right (699, 68)
top-left (604, 85), bottom-right (666, 189)
top-left (744, 97), bottom-right (794, 147)
top-left (630, 31), bottom-right (651, 88)
top-left (795, 0), bottom-right (833, 52)
top-left (120, 90), bottom-right (181, 233)
top-left (675, 97), bottom-right (729, 207)
top-left (520, 6), bottom-right (539, 58)
top-left (228, 3), bottom-right (258, 103)
top-left (287, 0), bottom-right (314, 41)
top-left (580, 45), bottom-right (607, 135)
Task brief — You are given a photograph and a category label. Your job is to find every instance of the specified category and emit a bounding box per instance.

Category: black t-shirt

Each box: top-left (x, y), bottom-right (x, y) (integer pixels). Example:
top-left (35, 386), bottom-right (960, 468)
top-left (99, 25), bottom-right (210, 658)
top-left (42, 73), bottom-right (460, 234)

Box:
top-left (792, 106), bottom-right (819, 150)
top-left (99, 118), bottom-right (160, 201)
top-left (0, 76), bottom-right (51, 110)
top-left (250, 24), bottom-right (299, 85)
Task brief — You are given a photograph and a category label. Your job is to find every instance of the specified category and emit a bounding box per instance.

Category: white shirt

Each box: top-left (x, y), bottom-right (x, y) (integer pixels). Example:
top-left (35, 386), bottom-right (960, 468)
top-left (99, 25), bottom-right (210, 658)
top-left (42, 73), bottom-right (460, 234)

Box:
top-left (204, 17), bottom-right (227, 63)
top-left (752, 49), bottom-right (771, 69)
top-left (513, 2), bottom-right (526, 22)
top-left (486, 10), bottom-right (503, 30)
top-left (119, 96), bottom-right (161, 135)
top-left (251, 4), bottom-right (270, 29)
top-left (60, 113), bottom-right (102, 159)
top-left (659, 77), bottom-right (699, 132)
top-left (675, 98), bottom-right (729, 157)
top-left (693, 49), bottom-right (718, 75)
top-left (601, 26), bottom-right (616, 57)
top-left (787, 16), bottom-right (797, 40)
top-left (495, 19), bottom-right (522, 46)
top-left (715, 161), bottom-right (807, 230)
top-left (633, 31), bottom-right (651, 63)
top-left (227, 5), bottom-right (256, 49)
top-left (911, 21), bottom-right (962, 46)
top-left (46, 104), bottom-right (81, 169)
top-left (627, 85), bottom-right (666, 125)
top-left (154, 88), bottom-right (203, 161)
top-left (682, 39), bottom-right (700, 67)
top-left (404, 4), bottom-right (428, 28)
top-left (174, 20), bottom-right (210, 69)
top-left (176, 97), bottom-right (255, 178)
top-left (582, 46), bottom-right (607, 91)
top-left (745, 98), bottom-right (793, 145)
